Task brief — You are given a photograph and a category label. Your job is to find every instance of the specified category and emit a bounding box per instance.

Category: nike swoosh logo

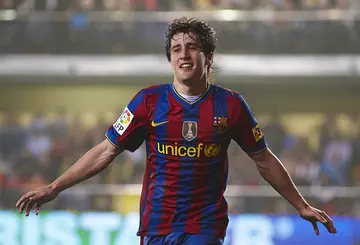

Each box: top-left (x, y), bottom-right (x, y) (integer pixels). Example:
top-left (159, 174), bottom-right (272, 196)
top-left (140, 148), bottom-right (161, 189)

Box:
top-left (151, 120), bottom-right (169, 127)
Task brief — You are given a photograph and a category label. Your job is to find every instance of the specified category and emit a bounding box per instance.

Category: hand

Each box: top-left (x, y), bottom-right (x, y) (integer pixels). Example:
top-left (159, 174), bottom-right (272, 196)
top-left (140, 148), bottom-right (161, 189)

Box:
top-left (15, 185), bottom-right (59, 216)
top-left (299, 205), bottom-right (337, 235)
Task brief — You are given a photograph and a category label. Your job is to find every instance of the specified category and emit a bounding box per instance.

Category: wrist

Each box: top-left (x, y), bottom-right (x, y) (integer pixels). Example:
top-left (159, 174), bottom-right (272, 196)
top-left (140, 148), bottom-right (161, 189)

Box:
top-left (296, 200), bottom-right (310, 213)
top-left (49, 182), bottom-right (61, 194)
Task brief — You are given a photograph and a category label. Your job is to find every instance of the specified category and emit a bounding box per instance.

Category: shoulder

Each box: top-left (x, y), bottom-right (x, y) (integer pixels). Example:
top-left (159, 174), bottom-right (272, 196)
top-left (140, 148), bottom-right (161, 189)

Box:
top-left (136, 84), bottom-right (169, 98)
top-left (211, 84), bottom-right (245, 104)
top-left (132, 84), bottom-right (169, 103)
top-left (139, 84), bottom-right (169, 94)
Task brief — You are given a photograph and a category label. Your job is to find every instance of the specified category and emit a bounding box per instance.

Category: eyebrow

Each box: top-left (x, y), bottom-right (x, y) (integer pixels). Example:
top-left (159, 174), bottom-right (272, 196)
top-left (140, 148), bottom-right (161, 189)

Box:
top-left (171, 44), bottom-right (181, 50)
top-left (171, 42), bottom-right (198, 50)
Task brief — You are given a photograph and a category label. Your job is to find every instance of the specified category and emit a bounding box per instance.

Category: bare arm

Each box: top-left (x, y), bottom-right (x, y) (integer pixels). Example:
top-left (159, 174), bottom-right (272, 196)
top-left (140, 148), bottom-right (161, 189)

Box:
top-left (249, 147), bottom-right (337, 234)
top-left (16, 139), bottom-right (123, 215)
top-left (51, 139), bottom-right (123, 193)
top-left (249, 147), bottom-right (309, 212)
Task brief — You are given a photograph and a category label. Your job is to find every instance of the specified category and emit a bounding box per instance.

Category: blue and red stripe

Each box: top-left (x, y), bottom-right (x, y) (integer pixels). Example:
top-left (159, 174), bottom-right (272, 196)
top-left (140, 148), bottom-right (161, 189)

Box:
top-left (185, 93), bottom-right (214, 234)
top-left (175, 101), bottom-right (200, 233)
top-left (157, 91), bottom-right (182, 234)
top-left (145, 92), bottom-right (171, 234)
top-left (202, 89), bottom-right (230, 237)
top-left (137, 89), bottom-right (161, 236)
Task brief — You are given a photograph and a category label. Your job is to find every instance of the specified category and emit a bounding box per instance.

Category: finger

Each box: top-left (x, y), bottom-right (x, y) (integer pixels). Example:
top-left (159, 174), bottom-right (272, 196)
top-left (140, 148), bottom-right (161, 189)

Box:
top-left (34, 203), bottom-right (42, 215)
top-left (315, 212), bottom-right (327, 224)
top-left (25, 199), bottom-right (36, 216)
top-left (19, 199), bottom-right (31, 214)
top-left (321, 211), bottom-right (333, 223)
top-left (324, 222), bottom-right (337, 234)
top-left (320, 212), bottom-right (337, 233)
top-left (16, 191), bottom-right (35, 208)
top-left (312, 222), bottom-right (320, 235)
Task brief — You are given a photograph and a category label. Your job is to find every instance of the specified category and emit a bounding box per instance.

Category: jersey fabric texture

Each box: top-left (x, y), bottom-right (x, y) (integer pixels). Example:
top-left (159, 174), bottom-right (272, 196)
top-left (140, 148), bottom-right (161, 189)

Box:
top-left (105, 83), bottom-right (267, 238)
top-left (141, 232), bottom-right (224, 245)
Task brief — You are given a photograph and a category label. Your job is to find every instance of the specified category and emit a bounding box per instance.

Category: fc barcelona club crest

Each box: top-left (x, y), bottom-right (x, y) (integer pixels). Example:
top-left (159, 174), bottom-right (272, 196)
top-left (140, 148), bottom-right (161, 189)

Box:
top-left (213, 116), bottom-right (228, 133)
top-left (182, 121), bottom-right (197, 141)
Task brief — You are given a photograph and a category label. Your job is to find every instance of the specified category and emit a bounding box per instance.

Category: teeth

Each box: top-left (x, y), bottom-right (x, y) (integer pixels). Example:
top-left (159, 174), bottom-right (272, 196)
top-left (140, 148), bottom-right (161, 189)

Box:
top-left (181, 64), bottom-right (192, 68)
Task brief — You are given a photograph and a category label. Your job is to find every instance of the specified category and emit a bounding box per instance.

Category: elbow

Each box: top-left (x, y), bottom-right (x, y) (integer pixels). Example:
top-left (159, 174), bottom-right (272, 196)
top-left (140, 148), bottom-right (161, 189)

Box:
top-left (96, 140), bottom-right (122, 169)
top-left (249, 148), bottom-right (276, 176)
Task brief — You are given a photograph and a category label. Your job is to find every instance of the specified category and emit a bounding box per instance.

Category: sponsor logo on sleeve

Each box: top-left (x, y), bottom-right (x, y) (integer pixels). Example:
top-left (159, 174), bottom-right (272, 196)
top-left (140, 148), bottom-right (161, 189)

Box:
top-left (113, 107), bottom-right (134, 135)
top-left (252, 124), bottom-right (264, 142)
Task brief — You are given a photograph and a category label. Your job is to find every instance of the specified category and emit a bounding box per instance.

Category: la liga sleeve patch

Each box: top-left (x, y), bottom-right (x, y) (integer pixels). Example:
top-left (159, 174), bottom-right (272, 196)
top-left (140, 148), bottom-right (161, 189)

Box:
top-left (113, 107), bottom-right (134, 135)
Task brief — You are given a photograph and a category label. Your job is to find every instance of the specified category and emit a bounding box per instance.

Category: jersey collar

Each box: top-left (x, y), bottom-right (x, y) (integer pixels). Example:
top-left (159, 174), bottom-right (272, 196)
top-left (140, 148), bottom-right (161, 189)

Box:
top-left (171, 83), bottom-right (212, 105)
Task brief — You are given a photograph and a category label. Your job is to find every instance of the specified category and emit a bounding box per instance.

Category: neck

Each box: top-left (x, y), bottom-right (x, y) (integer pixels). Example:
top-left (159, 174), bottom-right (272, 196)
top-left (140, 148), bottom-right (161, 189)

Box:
top-left (173, 77), bottom-right (208, 96)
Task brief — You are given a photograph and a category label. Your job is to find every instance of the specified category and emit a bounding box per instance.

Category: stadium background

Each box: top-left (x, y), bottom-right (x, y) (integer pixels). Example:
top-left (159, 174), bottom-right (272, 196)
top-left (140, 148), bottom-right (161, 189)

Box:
top-left (1, 0), bottom-right (360, 244)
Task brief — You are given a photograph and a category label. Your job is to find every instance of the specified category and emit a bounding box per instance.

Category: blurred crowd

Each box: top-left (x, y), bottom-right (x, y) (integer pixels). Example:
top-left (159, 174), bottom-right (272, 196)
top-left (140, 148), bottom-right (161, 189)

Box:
top-left (1, 17), bottom-right (360, 55)
top-left (0, 0), bottom-right (353, 11)
top-left (1, 0), bottom-right (360, 55)
top-left (0, 110), bottom-right (359, 216)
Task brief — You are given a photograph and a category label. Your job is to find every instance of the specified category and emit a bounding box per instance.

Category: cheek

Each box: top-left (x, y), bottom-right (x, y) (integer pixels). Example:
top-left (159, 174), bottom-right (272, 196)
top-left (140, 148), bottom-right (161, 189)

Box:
top-left (170, 61), bottom-right (177, 71)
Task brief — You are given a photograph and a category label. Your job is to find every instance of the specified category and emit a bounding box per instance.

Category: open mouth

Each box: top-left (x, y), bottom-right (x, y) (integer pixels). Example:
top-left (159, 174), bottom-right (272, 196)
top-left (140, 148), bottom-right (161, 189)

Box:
top-left (179, 63), bottom-right (193, 70)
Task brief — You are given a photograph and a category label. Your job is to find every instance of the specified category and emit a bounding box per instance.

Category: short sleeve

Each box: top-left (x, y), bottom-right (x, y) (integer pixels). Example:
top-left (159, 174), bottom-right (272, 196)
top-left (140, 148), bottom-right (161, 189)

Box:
top-left (105, 89), bottom-right (148, 152)
top-left (231, 96), bottom-right (267, 154)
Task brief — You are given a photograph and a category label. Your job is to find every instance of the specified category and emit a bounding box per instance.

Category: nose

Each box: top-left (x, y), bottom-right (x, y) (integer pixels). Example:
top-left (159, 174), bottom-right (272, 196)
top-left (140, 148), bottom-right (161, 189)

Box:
top-left (180, 47), bottom-right (190, 60)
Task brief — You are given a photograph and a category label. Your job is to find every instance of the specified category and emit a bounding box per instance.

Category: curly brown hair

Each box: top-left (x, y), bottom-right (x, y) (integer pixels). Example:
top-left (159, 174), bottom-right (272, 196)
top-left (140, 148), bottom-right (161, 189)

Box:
top-left (164, 17), bottom-right (217, 62)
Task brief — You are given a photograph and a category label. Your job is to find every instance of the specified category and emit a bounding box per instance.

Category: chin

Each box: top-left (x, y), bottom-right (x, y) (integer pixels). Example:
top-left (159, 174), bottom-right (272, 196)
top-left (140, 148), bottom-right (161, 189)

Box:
top-left (176, 73), bottom-right (191, 80)
top-left (181, 77), bottom-right (196, 84)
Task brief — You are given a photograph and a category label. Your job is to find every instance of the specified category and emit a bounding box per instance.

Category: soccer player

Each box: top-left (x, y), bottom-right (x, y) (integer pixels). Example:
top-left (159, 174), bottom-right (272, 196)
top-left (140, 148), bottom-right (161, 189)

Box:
top-left (16, 17), bottom-right (336, 245)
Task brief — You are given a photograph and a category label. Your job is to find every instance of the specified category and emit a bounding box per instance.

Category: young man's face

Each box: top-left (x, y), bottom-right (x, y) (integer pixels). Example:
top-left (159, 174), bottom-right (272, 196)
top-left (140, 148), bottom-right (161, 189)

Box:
top-left (170, 32), bottom-right (209, 84)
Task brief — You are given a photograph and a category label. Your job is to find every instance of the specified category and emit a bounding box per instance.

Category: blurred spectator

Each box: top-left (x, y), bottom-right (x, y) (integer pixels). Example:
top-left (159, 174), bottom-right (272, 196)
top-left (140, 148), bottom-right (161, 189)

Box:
top-left (319, 152), bottom-right (349, 186)
top-left (0, 4), bottom-right (358, 55)
top-left (280, 137), bottom-right (320, 185)
top-left (88, 113), bottom-right (110, 146)
top-left (352, 164), bottom-right (360, 186)
top-left (0, 112), bottom-right (26, 162)
top-left (316, 115), bottom-right (337, 160)
top-left (0, 0), bottom-right (14, 9)
top-left (0, 0), bottom-right (351, 11)
top-left (26, 111), bottom-right (48, 132)
top-left (129, 0), bottom-right (157, 10)
top-left (122, 143), bottom-right (146, 183)
top-left (78, 0), bottom-right (94, 10)
top-left (0, 0), bottom-right (27, 10)
top-left (102, 0), bottom-right (127, 10)
top-left (25, 128), bottom-right (52, 159)
top-left (56, 0), bottom-right (72, 10)
top-left (323, 131), bottom-right (352, 165)
top-left (263, 115), bottom-right (287, 156)
top-left (34, 0), bottom-right (47, 10)
top-left (49, 108), bottom-right (69, 140)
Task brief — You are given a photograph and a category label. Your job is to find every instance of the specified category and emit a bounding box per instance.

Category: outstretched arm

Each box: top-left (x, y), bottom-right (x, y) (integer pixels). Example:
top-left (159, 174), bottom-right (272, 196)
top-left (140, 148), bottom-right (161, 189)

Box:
top-left (249, 148), bottom-right (337, 235)
top-left (249, 148), bottom-right (308, 211)
top-left (16, 139), bottom-right (123, 215)
top-left (228, 93), bottom-right (337, 235)
top-left (17, 88), bottom-right (149, 216)
top-left (50, 139), bottom-right (122, 193)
